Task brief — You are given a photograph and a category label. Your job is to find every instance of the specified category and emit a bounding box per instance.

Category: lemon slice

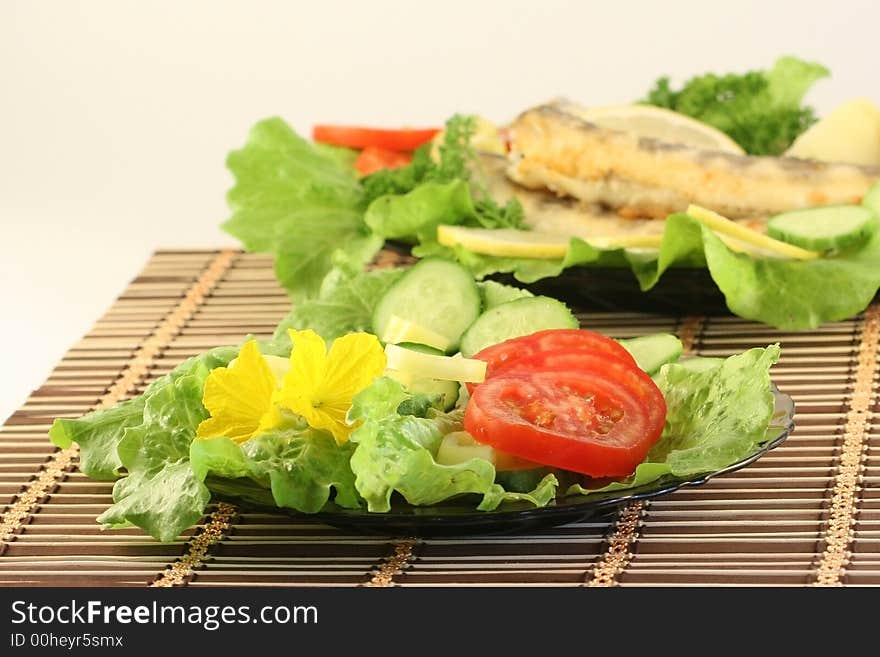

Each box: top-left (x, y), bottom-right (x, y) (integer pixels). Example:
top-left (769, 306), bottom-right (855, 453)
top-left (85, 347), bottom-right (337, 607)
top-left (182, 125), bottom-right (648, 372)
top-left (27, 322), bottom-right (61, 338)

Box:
top-left (437, 225), bottom-right (663, 258)
top-left (785, 98), bottom-right (880, 167)
top-left (686, 205), bottom-right (820, 260)
top-left (381, 315), bottom-right (452, 352)
top-left (568, 103), bottom-right (745, 154)
top-left (384, 344), bottom-right (487, 383)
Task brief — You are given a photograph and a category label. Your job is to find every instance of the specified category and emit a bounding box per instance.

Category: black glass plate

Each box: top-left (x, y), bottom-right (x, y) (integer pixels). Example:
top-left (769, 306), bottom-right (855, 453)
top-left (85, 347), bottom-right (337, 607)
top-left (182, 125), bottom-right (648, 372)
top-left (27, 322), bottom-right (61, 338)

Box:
top-left (383, 241), bottom-right (731, 316)
top-left (225, 385), bottom-right (793, 537)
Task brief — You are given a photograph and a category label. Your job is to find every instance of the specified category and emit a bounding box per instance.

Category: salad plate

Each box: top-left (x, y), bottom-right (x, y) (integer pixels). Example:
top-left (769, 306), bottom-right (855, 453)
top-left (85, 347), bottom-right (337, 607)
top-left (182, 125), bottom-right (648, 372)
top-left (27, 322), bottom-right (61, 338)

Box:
top-left (209, 385), bottom-right (794, 537)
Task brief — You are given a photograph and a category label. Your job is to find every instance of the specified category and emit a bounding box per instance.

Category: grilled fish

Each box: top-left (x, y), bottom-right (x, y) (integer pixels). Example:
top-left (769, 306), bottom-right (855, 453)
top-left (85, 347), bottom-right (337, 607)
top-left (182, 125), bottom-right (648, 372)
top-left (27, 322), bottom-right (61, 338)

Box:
top-left (479, 154), bottom-right (765, 238)
top-left (507, 102), bottom-right (880, 220)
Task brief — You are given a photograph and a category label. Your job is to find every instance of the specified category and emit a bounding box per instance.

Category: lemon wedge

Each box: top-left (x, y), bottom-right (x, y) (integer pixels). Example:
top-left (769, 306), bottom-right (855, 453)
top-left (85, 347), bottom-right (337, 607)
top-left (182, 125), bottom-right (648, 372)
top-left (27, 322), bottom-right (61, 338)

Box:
top-left (381, 315), bottom-right (452, 352)
top-left (437, 225), bottom-right (663, 258)
top-left (384, 344), bottom-right (487, 383)
top-left (786, 98), bottom-right (880, 167)
top-left (686, 205), bottom-right (820, 260)
top-left (567, 103), bottom-right (745, 154)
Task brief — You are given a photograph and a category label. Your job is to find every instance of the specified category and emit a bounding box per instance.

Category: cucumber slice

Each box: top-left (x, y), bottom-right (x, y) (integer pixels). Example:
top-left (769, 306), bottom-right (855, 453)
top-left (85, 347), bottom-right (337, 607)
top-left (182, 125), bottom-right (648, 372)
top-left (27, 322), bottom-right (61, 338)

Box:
top-left (767, 205), bottom-right (877, 252)
top-left (494, 468), bottom-right (555, 492)
top-left (459, 296), bottom-right (578, 358)
top-left (618, 334), bottom-right (683, 375)
top-left (477, 280), bottom-right (534, 310)
top-left (395, 342), bottom-right (444, 356)
top-left (372, 258), bottom-right (481, 353)
top-left (380, 315), bottom-right (452, 352)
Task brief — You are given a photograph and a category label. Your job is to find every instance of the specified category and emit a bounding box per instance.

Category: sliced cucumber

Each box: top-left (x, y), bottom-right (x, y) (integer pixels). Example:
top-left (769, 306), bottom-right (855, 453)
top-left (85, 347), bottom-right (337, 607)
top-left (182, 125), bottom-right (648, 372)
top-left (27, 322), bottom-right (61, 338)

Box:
top-left (459, 296), bottom-right (578, 358)
top-left (618, 334), bottom-right (683, 375)
top-left (386, 361), bottom-right (460, 412)
top-left (380, 315), bottom-right (452, 352)
top-left (477, 280), bottom-right (534, 310)
top-left (372, 258), bottom-right (481, 353)
top-left (864, 182), bottom-right (880, 218)
top-left (395, 342), bottom-right (445, 356)
top-left (494, 468), bottom-right (555, 493)
top-left (767, 205), bottom-right (877, 252)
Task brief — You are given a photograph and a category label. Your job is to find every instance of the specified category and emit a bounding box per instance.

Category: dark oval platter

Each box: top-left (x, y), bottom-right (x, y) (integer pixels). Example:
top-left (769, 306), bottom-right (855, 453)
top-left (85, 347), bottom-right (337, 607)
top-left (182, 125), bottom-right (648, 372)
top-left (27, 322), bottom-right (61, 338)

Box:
top-left (284, 385), bottom-right (795, 537)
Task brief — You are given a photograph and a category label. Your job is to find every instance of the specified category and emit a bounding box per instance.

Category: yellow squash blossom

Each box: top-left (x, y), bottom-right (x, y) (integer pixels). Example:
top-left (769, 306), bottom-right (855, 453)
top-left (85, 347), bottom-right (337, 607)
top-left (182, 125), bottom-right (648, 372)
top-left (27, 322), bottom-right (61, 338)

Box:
top-left (196, 339), bottom-right (279, 443)
top-left (277, 329), bottom-right (386, 444)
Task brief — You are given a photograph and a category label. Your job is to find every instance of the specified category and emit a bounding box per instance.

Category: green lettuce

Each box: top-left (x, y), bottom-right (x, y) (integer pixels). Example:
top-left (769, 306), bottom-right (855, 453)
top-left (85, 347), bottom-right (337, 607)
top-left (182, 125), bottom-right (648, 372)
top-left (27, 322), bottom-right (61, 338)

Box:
top-left (428, 213), bottom-right (880, 331)
top-left (223, 117), bottom-right (380, 299)
top-left (568, 345), bottom-right (780, 496)
top-left (49, 347), bottom-right (237, 481)
top-left (191, 428), bottom-right (359, 514)
top-left (223, 115), bottom-right (520, 301)
top-left (49, 398), bottom-right (145, 480)
top-left (97, 368), bottom-right (218, 541)
top-left (347, 377), bottom-right (558, 512)
top-left (272, 266), bottom-right (405, 345)
top-left (365, 180), bottom-right (476, 242)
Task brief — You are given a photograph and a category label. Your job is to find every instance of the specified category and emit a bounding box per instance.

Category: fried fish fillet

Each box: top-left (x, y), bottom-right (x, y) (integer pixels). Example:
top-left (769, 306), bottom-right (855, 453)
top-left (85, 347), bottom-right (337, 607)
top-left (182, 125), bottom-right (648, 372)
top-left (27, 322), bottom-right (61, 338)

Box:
top-left (479, 154), bottom-right (766, 239)
top-left (507, 102), bottom-right (880, 219)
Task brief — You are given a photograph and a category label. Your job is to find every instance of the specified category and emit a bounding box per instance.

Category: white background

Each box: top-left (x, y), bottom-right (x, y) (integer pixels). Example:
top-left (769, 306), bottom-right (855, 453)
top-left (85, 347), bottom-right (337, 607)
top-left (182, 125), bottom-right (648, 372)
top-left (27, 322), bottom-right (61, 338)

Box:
top-left (2, 0), bottom-right (879, 422)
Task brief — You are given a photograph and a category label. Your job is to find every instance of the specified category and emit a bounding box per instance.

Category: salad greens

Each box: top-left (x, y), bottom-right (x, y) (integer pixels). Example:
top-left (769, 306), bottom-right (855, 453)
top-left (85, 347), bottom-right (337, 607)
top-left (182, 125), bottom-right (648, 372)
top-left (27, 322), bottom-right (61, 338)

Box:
top-left (48, 265), bottom-right (784, 541)
top-left (568, 345), bottom-right (781, 496)
top-left (420, 212), bottom-right (880, 331)
top-left (641, 55), bottom-right (829, 155)
top-left (222, 100), bottom-right (880, 331)
top-left (224, 115), bottom-right (520, 300)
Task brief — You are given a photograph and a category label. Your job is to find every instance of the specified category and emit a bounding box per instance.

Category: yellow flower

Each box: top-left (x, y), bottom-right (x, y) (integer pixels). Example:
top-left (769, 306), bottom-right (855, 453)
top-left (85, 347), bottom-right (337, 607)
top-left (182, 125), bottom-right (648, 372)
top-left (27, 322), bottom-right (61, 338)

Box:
top-left (277, 329), bottom-right (386, 444)
top-left (196, 339), bottom-right (279, 443)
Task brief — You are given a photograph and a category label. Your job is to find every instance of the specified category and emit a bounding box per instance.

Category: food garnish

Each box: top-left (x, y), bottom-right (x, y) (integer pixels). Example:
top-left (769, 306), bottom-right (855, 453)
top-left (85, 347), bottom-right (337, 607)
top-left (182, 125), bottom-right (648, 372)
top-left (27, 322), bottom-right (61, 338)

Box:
top-left (640, 55), bottom-right (829, 155)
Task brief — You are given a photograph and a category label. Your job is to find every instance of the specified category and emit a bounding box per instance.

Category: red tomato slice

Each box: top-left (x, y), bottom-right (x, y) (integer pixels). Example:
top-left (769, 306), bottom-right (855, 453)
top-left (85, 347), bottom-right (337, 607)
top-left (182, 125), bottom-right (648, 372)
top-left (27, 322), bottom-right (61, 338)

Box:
top-left (464, 359), bottom-right (666, 477)
top-left (355, 146), bottom-right (412, 175)
top-left (312, 125), bottom-right (440, 151)
top-left (467, 329), bottom-right (638, 393)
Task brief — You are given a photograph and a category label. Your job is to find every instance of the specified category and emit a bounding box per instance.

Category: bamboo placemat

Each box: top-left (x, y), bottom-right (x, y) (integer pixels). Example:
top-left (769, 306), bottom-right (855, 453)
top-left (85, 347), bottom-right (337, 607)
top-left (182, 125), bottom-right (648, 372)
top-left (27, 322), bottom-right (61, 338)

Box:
top-left (1, 249), bottom-right (878, 587)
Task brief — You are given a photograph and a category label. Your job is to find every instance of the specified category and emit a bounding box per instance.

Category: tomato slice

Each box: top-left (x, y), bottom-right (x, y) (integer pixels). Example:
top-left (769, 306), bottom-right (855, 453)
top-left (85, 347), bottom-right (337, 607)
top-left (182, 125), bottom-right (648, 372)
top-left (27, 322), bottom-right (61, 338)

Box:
top-left (468, 329), bottom-right (638, 393)
top-left (355, 146), bottom-right (412, 175)
top-left (312, 125), bottom-right (440, 151)
top-left (463, 358), bottom-right (666, 477)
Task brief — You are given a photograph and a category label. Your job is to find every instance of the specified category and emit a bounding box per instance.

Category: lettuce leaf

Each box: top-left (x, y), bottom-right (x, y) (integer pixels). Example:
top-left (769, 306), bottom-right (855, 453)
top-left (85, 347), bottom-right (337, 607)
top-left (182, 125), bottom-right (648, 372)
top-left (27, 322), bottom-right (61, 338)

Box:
top-left (97, 370), bottom-right (216, 541)
top-left (365, 180), bottom-right (476, 242)
top-left (433, 213), bottom-right (880, 331)
top-left (272, 266), bottom-right (405, 345)
top-left (567, 345), bottom-right (780, 497)
top-left (223, 117), bottom-right (380, 299)
top-left (49, 398), bottom-right (145, 480)
top-left (347, 377), bottom-right (557, 512)
top-left (191, 429), bottom-right (359, 514)
top-left (48, 347), bottom-right (237, 481)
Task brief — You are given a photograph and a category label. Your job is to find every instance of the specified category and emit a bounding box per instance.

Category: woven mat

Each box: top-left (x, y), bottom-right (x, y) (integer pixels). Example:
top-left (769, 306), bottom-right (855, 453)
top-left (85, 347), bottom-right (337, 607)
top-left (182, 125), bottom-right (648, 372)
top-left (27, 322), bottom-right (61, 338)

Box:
top-left (1, 249), bottom-right (878, 587)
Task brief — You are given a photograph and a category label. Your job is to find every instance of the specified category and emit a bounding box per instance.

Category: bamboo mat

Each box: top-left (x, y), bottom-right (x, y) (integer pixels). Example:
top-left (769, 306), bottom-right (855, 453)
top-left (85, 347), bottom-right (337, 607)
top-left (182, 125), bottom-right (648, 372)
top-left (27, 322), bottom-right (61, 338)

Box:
top-left (1, 249), bottom-right (878, 587)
